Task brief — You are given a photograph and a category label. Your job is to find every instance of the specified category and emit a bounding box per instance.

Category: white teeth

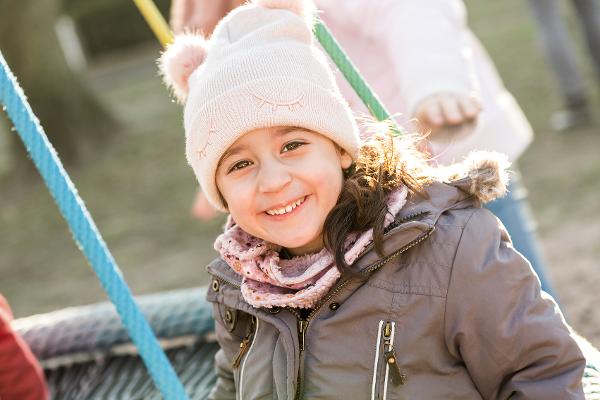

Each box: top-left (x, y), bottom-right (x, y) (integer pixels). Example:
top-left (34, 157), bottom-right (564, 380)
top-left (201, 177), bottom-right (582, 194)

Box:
top-left (266, 197), bottom-right (305, 216)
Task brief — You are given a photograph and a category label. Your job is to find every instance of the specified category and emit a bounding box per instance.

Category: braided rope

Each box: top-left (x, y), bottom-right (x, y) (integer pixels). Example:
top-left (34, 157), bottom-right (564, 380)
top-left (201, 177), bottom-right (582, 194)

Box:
top-left (313, 19), bottom-right (394, 124)
top-left (0, 52), bottom-right (188, 400)
top-left (132, 0), bottom-right (173, 48)
top-left (313, 19), bottom-right (403, 135)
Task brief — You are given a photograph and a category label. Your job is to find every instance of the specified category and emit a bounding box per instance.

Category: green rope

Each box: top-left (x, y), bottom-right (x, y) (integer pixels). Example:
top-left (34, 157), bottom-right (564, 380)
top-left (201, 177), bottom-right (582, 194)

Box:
top-left (314, 18), bottom-right (403, 136)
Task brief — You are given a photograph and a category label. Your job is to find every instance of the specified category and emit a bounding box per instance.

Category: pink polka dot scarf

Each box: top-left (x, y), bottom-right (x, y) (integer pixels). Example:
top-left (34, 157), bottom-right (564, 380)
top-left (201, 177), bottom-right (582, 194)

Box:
top-left (214, 186), bottom-right (408, 309)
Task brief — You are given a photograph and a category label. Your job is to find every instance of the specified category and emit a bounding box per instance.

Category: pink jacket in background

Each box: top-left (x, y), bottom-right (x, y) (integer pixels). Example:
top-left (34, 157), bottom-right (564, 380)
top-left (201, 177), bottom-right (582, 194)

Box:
top-left (170, 0), bottom-right (533, 164)
top-left (317, 0), bottom-right (533, 165)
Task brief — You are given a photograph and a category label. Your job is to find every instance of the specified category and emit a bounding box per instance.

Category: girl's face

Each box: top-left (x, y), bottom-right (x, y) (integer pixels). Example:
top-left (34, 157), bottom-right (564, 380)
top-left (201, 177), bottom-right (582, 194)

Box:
top-left (216, 126), bottom-right (352, 256)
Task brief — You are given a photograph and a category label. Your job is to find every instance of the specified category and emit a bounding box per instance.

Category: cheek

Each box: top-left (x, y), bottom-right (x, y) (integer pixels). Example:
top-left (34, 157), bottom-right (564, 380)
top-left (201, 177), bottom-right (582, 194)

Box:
top-left (222, 185), bottom-right (250, 214)
top-left (226, 199), bottom-right (259, 238)
top-left (313, 164), bottom-right (344, 206)
top-left (226, 200), bottom-right (264, 240)
top-left (218, 179), bottom-right (248, 214)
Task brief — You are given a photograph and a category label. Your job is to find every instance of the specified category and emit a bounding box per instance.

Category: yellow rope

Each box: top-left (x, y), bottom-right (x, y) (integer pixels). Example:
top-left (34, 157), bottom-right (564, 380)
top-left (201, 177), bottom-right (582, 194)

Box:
top-left (132, 0), bottom-right (174, 48)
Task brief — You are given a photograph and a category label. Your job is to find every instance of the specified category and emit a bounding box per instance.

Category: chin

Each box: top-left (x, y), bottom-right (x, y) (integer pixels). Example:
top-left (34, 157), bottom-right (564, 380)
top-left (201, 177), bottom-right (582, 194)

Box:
top-left (268, 236), bottom-right (304, 248)
top-left (280, 230), bottom-right (315, 245)
top-left (275, 233), bottom-right (322, 254)
top-left (253, 224), bottom-right (322, 252)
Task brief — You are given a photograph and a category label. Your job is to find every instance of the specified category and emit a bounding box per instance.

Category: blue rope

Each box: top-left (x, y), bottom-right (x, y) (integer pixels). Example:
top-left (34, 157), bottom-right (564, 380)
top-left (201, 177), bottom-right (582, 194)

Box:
top-left (0, 52), bottom-right (188, 400)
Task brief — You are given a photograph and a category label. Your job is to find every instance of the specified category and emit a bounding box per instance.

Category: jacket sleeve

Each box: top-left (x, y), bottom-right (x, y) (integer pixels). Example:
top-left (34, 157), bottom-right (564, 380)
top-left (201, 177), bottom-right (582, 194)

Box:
top-left (318, 0), bottom-right (476, 116)
top-left (0, 296), bottom-right (49, 400)
top-left (208, 307), bottom-right (238, 400)
top-left (444, 209), bottom-right (585, 399)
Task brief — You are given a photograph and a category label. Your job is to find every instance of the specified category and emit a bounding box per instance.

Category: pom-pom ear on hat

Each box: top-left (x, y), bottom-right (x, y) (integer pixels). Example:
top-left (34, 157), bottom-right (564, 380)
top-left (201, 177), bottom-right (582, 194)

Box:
top-left (159, 34), bottom-right (208, 103)
top-left (253, 0), bottom-right (316, 18)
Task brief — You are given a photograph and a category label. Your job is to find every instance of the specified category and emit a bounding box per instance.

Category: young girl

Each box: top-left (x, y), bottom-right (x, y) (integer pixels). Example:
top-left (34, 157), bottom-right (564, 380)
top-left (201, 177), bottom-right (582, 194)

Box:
top-left (171, 0), bottom-right (558, 300)
top-left (159, 0), bottom-right (585, 398)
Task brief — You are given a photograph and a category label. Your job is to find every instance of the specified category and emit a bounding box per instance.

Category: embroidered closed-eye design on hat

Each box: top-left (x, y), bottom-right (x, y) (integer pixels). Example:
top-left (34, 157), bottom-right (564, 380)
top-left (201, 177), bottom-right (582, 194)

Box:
top-left (249, 91), bottom-right (305, 112)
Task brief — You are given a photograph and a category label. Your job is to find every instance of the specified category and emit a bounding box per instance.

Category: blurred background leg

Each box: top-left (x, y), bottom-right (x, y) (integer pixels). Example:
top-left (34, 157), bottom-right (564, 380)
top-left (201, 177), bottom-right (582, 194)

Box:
top-left (485, 168), bottom-right (557, 298)
top-left (526, 0), bottom-right (591, 131)
top-left (572, 0), bottom-right (600, 83)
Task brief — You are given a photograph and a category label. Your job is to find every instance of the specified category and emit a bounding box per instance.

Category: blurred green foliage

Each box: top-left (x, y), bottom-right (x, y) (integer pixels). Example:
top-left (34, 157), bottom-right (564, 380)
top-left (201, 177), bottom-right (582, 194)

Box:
top-left (63, 0), bottom-right (171, 56)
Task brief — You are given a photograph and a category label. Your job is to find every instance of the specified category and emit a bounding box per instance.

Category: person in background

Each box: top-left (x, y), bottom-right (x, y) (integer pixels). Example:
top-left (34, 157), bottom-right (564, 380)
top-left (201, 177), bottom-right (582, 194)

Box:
top-left (0, 294), bottom-right (49, 400)
top-left (170, 0), bottom-right (556, 296)
top-left (527, 0), bottom-right (600, 132)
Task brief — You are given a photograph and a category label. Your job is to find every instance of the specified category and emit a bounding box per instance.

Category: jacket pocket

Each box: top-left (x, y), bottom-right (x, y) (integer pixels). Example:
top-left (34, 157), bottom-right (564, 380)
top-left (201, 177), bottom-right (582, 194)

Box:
top-left (371, 320), bottom-right (406, 400)
top-left (232, 316), bottom-right (259, 399)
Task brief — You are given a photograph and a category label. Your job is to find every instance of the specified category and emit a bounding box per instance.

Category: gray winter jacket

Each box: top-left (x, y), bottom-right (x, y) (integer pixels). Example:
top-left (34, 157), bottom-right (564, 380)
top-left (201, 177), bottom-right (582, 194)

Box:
top-left (205, 161), bottom-right (585, 399)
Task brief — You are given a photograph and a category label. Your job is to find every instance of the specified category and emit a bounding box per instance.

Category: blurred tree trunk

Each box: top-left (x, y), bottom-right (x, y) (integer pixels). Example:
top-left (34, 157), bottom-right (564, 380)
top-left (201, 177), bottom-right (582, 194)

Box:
top-left (0, 0), bottom-right (118, 178)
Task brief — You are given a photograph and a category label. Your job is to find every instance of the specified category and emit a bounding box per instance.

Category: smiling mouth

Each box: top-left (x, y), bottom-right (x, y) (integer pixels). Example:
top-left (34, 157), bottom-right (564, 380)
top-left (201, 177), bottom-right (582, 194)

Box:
top-left (265, 196), bottom-right (307, 216)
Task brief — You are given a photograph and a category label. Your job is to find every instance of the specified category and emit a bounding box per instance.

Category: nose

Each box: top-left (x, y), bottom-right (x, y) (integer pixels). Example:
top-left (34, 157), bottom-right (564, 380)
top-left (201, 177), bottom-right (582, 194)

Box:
top-left (257, 159), bottom-right (291, 194)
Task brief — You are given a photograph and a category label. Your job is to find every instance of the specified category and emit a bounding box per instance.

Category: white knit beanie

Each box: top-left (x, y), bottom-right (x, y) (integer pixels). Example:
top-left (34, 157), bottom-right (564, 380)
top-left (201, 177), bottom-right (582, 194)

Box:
top-left (159, 0), bottom-right (360, 211)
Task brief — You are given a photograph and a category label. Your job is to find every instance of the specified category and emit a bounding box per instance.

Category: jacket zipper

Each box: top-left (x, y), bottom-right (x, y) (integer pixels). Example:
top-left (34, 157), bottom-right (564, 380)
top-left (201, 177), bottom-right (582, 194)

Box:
top-left (371, 320), bottom-right (385, 400)
top-left (291, 226), bottom-right (434, 400)
top-left (231, 316), bottom-right (255, 368)
top-left (372, 321), bottom-right (405, 400)
top-left (363, 226), bottom-right (435, 275)
top-left (383, 211), bottom-right (429, 233)
top-left (212, 274), bottom-right (242, 289)
top-left (290, 310), bottom-right (308, 400)
top-left (356, 211), bottom-right (430, 266)
top-left (233, 316), bottom-right (258, 399)
top-left (381, 321), bottom-right (405, 393)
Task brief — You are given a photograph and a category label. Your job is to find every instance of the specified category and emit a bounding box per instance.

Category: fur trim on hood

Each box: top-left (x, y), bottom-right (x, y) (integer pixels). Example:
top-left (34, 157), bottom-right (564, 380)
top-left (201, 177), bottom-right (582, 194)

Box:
top-left (441, 151), bottom-right (511, 204)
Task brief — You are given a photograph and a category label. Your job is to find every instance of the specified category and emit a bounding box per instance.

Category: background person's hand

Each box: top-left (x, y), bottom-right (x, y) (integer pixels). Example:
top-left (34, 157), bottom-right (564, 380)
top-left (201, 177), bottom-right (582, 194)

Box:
top-left (414, 92), bottom-right (481, 142)
top-left (170, 0), bottom-right (245, 35)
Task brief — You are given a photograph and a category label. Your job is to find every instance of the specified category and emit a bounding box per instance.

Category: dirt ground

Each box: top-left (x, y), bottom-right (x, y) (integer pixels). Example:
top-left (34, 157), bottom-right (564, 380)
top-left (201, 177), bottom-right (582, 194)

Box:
top-left (1, 1), bottom-right (599, 349)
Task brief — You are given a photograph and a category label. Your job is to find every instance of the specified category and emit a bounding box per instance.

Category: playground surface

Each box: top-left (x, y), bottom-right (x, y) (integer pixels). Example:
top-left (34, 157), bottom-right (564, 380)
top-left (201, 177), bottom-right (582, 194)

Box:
top-left (1, 0), bottom-right (599, 348)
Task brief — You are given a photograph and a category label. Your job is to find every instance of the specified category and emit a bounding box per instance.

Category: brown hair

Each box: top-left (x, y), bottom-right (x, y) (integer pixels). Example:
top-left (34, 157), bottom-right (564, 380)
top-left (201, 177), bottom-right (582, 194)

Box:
top-left (323, 124), bottom-right (433, 275)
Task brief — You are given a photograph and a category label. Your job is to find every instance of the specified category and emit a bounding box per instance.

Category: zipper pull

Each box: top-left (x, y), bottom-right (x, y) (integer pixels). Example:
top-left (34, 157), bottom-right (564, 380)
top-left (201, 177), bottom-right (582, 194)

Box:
top-left (232, 317), bottom-right (256, 369)
top-left (383, 321), bottom-right (392, 338)
top-left (382, 321), bottom-right (406, 386)
top-left (232, 337), bottom-right (250, 369)
top-left (298, 319), bottom-right (308, 352)
top-left (384, 349), bottom-right (406, 385)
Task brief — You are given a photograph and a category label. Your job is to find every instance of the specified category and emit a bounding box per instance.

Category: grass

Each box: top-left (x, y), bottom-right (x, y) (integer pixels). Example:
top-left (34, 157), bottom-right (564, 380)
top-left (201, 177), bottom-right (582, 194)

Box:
top-left (1, 0), bottom-right (599, 345)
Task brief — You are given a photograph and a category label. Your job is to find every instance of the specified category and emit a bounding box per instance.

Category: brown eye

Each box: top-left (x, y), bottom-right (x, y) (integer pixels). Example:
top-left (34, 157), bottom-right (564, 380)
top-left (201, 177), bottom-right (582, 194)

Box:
top-left (282, 141), bottom-right (305, 153)
top-left (228, 160), bottom-right (252, 173)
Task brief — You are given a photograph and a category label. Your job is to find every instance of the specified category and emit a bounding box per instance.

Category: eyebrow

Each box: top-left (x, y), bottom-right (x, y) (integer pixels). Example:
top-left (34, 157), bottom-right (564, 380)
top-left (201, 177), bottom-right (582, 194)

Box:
top-left (220, 146), bottom-right (244, 166)
top-left (219, 127), bottom-right (304, 166)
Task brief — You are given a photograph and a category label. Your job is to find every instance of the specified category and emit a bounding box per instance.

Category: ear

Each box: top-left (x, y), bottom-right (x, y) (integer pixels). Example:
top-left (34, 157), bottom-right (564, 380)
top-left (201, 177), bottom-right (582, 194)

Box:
top-left (159, 33), bottom-right (209, 103)
top-left (340, 148), bottom-right (353, 169)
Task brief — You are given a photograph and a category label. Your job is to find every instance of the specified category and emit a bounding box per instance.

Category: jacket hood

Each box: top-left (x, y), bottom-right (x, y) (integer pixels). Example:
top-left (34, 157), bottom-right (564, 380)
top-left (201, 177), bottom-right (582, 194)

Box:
top-left (440, 150), bottom-right (510, 204)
